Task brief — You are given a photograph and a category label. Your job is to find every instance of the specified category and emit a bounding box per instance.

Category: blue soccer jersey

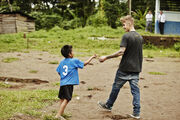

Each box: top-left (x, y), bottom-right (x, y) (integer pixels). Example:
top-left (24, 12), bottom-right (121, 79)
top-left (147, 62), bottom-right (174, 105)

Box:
top-left (56, 58), bottom-right (84, 86)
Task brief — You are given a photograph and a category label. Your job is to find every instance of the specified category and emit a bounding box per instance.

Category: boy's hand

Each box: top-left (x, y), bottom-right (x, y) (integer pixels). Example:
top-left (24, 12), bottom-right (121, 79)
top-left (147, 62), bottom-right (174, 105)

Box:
top-left (99, 56), bottom-right (107, 62)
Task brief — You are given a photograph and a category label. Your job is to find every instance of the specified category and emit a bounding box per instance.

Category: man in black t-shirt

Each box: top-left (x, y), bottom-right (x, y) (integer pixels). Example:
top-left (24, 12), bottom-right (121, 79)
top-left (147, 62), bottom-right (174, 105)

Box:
top-left (98, 15), bottom-right (143, 119)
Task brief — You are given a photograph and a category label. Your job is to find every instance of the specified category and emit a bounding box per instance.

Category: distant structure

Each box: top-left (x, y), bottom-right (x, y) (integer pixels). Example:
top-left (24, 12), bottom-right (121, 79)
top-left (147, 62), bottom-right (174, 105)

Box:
top-left (155, 0), bottom-right (180, 35)
top-left (0, 12), bottom-right (35, 34)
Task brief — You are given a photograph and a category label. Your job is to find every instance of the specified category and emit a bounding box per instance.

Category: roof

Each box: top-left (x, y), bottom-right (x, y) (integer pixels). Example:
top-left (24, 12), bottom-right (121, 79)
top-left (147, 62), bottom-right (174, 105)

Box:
top-left (0, 11), bottom-right (35, 20)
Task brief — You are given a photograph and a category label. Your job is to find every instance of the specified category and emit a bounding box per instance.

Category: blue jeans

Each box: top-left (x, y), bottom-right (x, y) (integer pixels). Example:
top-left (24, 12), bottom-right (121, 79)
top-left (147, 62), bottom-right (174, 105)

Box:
top-left (106, 69), bottom-right (140, 115)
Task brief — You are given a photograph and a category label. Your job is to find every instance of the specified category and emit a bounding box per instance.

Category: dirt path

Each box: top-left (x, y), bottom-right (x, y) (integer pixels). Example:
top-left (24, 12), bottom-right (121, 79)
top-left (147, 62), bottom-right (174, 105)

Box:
top-left (0, 51), bottom-right (180, 120)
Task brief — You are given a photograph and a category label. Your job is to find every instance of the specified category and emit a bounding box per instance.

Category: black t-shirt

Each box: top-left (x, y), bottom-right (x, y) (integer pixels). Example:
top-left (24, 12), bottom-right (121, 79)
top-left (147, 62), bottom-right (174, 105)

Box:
top-left (119, 31), bottom-right (143, 73)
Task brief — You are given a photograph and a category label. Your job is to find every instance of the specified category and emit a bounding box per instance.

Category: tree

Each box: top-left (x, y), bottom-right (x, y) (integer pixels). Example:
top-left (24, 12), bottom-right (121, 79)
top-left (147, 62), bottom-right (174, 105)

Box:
top-left (104, 0), bottom-right (120, 28)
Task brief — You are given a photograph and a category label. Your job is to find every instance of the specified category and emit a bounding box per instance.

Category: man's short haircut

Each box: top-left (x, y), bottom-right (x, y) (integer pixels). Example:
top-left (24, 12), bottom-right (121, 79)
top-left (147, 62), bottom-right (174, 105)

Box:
top-left (120, 15), bottom-right (134, 26)
top-left (61, 45), bottom-right (72, 58)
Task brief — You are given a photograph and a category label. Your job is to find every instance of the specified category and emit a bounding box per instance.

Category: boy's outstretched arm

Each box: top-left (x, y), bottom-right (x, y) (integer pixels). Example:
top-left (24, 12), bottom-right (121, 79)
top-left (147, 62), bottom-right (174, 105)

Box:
top-left (84, 54), bottom-right (97, 66)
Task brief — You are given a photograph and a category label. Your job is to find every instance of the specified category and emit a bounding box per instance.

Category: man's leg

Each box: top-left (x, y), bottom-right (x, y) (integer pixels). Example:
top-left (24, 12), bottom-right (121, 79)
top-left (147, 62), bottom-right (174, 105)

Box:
top-left (145, 22), bottom-right (148, 32)
top-left (129, 79), bottom-right (140, 116)
top-left (106, 79), bottom-right (127, 107)
top-left (159, 22), bottom-right (163, 34)
top-left (149, 22), bottom-right (152, 32)
top-left (106, 70), bottom-right (127, 107)
top-left (98, 70), bottom-right (127, 111)
top-left (162, 23), bottom-right (165, 34)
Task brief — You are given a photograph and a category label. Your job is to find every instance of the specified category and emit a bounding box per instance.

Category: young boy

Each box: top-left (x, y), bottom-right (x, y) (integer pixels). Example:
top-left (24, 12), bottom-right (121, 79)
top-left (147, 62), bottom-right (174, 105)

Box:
top-left (55, 45), bottom-right (96, 119)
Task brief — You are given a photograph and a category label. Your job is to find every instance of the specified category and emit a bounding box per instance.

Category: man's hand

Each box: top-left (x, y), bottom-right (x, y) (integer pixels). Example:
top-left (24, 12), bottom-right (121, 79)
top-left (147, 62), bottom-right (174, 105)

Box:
top-left (99, 56), bottom-right (107, 63)
top-left (92, 54), bottom-right (97, 59)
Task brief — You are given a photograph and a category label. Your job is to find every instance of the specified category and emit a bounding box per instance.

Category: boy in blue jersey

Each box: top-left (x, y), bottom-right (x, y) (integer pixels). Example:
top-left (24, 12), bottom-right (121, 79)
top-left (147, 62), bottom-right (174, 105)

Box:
top-left (55, 45), bottom-right (96, 119)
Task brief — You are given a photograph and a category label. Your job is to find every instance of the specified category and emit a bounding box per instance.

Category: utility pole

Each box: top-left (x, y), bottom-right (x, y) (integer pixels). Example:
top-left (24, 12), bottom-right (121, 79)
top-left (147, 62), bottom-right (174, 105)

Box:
top-left (128, 0), bottom-right (131, 15)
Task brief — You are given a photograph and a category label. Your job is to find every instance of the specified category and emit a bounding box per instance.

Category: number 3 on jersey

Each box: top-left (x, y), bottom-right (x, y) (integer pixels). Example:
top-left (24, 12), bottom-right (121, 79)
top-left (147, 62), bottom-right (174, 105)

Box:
top-left (63, 65), bottom-right (68, 76)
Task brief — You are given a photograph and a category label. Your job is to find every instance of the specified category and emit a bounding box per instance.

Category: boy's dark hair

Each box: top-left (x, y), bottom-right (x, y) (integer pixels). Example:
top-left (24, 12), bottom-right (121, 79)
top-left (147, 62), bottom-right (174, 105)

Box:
top-left (61, 45), bottom-right (72, 58)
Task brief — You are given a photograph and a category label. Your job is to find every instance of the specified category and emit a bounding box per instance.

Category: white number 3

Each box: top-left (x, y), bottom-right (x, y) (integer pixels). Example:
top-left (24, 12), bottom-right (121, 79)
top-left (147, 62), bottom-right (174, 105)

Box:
top-left (63, 65), bottom-right (68, 76)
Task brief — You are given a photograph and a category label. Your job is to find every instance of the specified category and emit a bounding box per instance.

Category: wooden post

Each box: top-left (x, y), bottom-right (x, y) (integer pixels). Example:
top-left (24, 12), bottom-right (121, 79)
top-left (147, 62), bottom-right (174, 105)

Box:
top-left (128, 0), bottom-right (132, 15)
top-left (24, 33), bottom-right (29, 49)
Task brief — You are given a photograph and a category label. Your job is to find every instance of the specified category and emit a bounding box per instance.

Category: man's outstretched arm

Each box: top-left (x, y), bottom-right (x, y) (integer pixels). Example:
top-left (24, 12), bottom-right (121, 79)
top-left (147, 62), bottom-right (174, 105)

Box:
top-left (99, 47), bottom-right (126, 62)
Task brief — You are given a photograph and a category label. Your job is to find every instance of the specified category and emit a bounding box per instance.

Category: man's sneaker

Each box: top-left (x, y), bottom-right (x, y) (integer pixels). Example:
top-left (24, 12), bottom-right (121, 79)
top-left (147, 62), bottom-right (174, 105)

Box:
top-left (127, 114), bottom-right (140, 119)
top-left (98, 101), bottom-right (112, 111)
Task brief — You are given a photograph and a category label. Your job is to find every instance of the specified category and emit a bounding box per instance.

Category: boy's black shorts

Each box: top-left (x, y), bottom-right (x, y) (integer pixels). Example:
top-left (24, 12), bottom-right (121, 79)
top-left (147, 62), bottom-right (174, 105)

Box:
top-left (58, 85), bottom-right (73, 101)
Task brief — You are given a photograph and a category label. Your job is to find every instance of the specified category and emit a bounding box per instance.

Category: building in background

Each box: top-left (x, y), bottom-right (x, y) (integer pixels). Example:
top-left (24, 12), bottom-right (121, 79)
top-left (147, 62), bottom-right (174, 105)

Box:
top-left (0, 12), bottom-right (35, 34)
top-left (155, 0), bottom-right (180, 35)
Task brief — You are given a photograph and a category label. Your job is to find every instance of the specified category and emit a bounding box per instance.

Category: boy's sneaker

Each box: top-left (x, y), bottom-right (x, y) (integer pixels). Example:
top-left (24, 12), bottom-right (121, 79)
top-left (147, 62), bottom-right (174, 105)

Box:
top-left (98, 101), bottom-right (112, 111)
top-left (127, 114), bottom-right (140, 119)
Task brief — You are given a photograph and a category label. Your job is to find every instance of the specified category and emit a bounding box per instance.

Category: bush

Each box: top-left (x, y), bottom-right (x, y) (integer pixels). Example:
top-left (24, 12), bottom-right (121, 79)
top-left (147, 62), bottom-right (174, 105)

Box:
top-left (31, 12), bottom-right (63, 30)
top-left (87, 11), bottom-right (107, 27)
top-left (174, 42), bottom-right (180, 51)
top-left (143, 43), bottom-right (158, 50)
top-left (61, 18), bottom-right (83, 30)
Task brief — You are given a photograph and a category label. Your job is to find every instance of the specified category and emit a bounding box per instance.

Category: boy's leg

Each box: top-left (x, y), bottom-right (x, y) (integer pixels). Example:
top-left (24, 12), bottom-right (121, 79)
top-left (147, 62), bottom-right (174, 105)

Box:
top-left (56, 99), bottom-right (69, 117)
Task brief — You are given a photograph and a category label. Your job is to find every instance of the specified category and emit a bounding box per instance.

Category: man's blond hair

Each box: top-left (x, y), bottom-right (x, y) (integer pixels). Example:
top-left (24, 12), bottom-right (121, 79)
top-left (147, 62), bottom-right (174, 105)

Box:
top-left (120, 15), bottom-right (134, 26)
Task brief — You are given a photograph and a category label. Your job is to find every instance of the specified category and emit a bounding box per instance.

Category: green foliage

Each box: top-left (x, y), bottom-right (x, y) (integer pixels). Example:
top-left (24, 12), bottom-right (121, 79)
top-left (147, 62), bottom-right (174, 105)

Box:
top-left (62, 18), bottom-right (83, 30)
top-left (174, 42), bottom-right (180, 52)
top-left (2, 57), bottom-right (19, 63)
top-left (0, 90), bottom-right (58, 119)
top-left (132, 8), bottom-right (149, 30)
top-left (132, 0), bottom-right (155, 15)
top-left (143, 43), bottom-right (158, 50)
top-left (104, 0), bottom-right (121, 28)
top-left (87, 11), bottom-right (107, 27)
top-left (31, 12), bottom-right (63, 30)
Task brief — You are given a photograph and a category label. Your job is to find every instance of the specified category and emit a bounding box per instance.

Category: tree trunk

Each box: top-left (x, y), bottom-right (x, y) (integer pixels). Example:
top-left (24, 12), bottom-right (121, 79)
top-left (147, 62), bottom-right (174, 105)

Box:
top-left (7, 0), bottom-right (12, 12)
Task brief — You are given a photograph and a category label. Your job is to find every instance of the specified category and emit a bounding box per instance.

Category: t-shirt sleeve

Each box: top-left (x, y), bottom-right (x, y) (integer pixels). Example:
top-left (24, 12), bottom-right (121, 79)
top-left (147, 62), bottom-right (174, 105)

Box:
top-left (120, 34), bottom-right (128, 47)
top-left (56, 64), bottom-right (61, 77)
top-left (73, 58), bottom-right (84, 69)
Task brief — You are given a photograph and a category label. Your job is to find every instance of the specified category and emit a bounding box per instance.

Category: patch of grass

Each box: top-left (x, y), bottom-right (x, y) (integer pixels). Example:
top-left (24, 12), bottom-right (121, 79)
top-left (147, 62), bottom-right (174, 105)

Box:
top-left (2, 57), bottom-right (19, 63)
top-left (23, 50), bottom-right (30, 53)
top-left (72, 94), bottom-right (78, 97)
top-left (53, 82), bottom-right (60, 86)
top-left (25, 110), bottom-right (42, 118)
top-left (48, 61), bottom-right (59, 64)
top-left (147, 54), bottom-right (154, 58)
top-left (148, 72), bottom-right (167, 75)
top-left (0, 90), bottom-right (58, 119)
top-left (29, 70), bottom-right (38, 73)
top-left (87, 87), bottom-right (93, 91)
top-left (0, 82), bottom-right (11, 88)
top-left (43, 115), bottom-right (58, 120)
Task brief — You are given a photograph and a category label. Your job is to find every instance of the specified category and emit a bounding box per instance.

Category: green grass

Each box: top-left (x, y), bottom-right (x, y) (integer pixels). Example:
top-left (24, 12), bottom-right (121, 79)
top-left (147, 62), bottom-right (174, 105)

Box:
top-left (0, 82), bottom-right (11, 88)
top-left (148, 72), bottom-right (167, 75)
top-left (29, 70), bottom-right (38, 73)
top-left (0, 90), bottom-right (58, 119)
top-left (0, 26), bottom-right (179, 57)
top-left (48, 61), bottom-right (59, 64)
top-left (2, 57), bottom-right (19, 63)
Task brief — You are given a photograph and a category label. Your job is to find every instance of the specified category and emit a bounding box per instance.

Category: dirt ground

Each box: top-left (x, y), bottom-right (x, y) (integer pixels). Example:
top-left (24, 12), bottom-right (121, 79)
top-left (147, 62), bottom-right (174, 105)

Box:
top-left (0, 51), bottom-right (180, 120)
